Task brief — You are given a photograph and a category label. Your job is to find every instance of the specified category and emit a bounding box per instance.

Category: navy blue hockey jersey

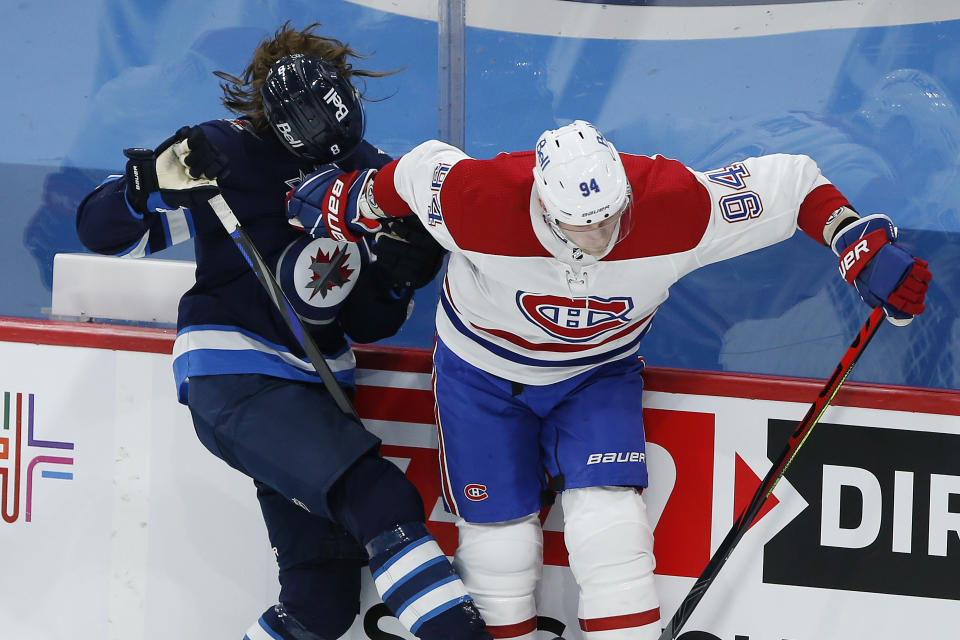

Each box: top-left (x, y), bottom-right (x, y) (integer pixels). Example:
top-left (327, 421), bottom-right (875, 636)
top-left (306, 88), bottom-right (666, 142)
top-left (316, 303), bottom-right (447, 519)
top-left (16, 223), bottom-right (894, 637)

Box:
top-left (76, 118), bottom-right (412, 403)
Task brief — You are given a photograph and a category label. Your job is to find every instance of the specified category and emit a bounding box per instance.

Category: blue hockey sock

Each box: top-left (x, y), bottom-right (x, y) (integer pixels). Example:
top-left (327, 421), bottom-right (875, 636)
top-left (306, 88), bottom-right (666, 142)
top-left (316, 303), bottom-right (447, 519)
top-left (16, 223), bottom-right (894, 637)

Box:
top-left (366, 522), bottom-right (491, 640)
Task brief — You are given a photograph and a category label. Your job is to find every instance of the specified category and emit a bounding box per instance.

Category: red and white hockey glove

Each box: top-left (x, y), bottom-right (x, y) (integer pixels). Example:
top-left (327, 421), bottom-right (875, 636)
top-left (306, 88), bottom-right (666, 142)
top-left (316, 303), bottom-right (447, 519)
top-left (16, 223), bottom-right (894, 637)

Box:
top-left (286, 166), bottom-right (387, 242)
top-left (831, 213), bottom-right (932, 326)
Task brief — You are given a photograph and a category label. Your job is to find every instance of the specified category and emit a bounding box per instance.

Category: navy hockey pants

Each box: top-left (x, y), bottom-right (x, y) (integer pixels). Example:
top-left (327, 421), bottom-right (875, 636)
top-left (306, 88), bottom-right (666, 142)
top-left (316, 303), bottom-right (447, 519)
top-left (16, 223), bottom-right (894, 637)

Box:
top-left (188, 373), bottom-right (377, 634)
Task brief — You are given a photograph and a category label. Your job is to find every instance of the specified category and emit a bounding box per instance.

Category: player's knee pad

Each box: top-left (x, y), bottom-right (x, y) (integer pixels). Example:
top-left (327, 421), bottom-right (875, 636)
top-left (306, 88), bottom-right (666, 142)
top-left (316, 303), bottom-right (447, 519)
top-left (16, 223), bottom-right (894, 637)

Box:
top-left (561, 486), bottom-right (660, 637)
top-left (328, 453), bottom-right (425, 546)
top-left (454, 513), bottom-right (543, 636)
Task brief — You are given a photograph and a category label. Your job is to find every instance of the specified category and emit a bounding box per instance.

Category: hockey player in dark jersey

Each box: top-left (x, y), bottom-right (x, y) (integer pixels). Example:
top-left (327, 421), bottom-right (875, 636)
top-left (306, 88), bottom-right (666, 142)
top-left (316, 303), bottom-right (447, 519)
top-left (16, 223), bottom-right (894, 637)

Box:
top-left (76, 23), bottom-right (491, 640)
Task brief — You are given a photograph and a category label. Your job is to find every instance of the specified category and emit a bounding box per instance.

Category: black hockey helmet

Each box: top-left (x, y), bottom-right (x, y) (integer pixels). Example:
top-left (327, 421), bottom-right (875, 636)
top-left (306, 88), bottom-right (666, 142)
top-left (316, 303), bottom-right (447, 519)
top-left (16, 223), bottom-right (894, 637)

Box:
top-left (261, 54), bottom-right (365, 163)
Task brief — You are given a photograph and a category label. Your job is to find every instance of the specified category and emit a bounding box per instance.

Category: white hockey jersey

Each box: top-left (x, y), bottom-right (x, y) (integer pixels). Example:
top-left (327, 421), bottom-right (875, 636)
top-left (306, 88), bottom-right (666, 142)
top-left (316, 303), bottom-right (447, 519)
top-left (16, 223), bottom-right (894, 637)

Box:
top-left (373, 140), bottom-right (850, 385)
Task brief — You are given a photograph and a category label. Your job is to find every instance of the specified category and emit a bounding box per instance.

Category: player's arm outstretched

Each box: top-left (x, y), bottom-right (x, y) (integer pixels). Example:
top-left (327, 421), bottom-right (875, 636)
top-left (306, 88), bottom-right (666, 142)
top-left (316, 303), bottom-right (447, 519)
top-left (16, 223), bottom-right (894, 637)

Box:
top-left (693, 153), bottom-right (931, 326)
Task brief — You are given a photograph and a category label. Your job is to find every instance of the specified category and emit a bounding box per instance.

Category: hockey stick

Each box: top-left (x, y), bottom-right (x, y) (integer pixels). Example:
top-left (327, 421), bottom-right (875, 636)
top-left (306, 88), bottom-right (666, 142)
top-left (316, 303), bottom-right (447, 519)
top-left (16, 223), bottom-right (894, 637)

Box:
top-left (658, 305), bottom-right (885, 640)
top-left (207, 192), bottom-right (361, 421)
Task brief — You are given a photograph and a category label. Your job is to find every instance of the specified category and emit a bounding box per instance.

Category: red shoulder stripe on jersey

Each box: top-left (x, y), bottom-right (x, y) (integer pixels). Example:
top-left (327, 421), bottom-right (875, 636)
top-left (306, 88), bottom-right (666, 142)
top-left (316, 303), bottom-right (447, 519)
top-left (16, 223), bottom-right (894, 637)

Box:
top-left (605, 155), bottom-right (711, 261)
top-left (371, 158), bottom-right (413, 217)
top-left (797, 183), bottom-right (851, 245)
top-left (439, 152), bottom-right (551, 256)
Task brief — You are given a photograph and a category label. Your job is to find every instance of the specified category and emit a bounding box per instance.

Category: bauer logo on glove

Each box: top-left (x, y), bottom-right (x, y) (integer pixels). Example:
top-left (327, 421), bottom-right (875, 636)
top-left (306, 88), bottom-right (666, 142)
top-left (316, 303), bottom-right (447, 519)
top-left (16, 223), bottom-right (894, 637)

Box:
top-left (831, 213), bottom-right (932, 326)
top-left (287, 166), bottom-right (387, 242)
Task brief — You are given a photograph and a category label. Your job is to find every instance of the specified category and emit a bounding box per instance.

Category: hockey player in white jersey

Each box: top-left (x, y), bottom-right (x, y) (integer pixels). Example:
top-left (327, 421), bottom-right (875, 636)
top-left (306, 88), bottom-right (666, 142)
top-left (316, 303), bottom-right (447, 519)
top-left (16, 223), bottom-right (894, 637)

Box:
top-left (283, 120), bottom-right (931, 639)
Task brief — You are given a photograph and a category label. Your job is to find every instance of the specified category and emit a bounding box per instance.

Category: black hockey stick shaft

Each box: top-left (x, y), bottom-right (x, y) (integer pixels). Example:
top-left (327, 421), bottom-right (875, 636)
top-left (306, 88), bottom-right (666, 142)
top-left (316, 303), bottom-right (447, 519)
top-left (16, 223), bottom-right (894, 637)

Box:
top-left (208, 193), bottom-right (361, 421)
top-left (658, 306), bottom-right (885, 640)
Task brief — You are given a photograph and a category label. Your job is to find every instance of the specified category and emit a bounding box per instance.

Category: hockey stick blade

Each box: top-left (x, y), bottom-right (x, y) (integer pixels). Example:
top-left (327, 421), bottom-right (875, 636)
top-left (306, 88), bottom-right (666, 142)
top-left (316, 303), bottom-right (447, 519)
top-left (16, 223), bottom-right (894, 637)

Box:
top-left (658, 306), bottom-right (885, 640)
top-left (208, 192), bottom-right (361, 421)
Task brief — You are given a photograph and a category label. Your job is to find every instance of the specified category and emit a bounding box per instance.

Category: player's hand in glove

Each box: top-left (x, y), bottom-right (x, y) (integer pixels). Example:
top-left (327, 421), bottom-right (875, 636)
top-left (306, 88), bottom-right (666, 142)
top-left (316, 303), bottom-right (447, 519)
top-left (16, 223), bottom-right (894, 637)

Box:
top-left (286, 166), bottom-right (388, 243)
top-left (123, 125), bottom-right (230, 213)
top-left (372, 216), bottom-right (446, 289)
top-left (831, 212), bottom-right (932, 326)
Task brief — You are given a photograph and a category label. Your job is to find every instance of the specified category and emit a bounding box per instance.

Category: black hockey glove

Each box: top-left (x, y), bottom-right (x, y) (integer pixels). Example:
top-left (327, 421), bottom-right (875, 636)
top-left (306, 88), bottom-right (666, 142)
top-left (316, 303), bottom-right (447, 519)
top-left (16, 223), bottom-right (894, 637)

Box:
top-left (123, 147), bottom-right (160, 214)
top-left (122, 126), bottom-right (230, 213)
top-left (371, 216), bottom-right (446, 289)
top-left (172, 125), bottom-right (230, 181)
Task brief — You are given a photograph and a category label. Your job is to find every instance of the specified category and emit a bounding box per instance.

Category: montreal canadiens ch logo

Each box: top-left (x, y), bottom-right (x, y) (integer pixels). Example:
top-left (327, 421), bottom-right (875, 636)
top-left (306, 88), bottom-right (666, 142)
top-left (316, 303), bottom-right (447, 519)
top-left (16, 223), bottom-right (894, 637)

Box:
top-left (464, 484), bottom-right (488, 501)
top-left (517, 293), bottom-right (633, 342)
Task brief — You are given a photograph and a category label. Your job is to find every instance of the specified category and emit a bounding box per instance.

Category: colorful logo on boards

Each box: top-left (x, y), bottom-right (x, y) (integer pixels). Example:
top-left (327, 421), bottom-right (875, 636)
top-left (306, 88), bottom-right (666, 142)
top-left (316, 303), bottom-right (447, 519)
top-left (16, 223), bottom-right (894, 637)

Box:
top-left (1, 392), bottom-right (75, 524)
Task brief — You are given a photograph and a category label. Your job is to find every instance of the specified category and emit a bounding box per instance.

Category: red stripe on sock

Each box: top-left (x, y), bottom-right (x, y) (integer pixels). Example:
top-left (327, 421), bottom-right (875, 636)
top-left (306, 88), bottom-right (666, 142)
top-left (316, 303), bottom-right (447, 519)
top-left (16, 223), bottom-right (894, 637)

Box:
top-left (486, 617), bottom-right (538, 638)
top-left (579, 608), bottom-right (661, 632)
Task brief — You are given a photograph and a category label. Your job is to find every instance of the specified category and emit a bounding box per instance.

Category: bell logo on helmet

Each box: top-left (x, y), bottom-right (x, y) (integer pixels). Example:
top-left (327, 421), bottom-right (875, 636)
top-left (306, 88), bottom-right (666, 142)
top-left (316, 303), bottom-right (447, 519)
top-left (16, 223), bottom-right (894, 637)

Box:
top-left (276, 122), bottom-right (304, 148)
top-left (536, 138), bottom-right (550, 170)
top-left (323, 87), bottom-right (349, 122)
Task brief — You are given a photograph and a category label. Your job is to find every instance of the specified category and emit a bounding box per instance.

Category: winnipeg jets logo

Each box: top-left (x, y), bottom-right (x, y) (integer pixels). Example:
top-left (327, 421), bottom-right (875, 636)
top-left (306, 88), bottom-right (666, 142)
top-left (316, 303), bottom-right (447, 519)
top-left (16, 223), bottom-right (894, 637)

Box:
top-left (278, 236), bottom-right (361, 323)
top-left (307, 245), bottom-right (354, 299)
top-left (517, 293), bottom-right (633, 342)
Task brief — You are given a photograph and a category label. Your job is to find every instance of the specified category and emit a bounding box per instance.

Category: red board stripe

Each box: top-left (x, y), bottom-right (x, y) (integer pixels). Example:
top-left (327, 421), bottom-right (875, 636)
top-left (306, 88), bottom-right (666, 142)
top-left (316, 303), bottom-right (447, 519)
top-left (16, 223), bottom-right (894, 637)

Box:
top-left (1, 317), bottom-right (957, 415)
top-left (0, 317), bottom-right (176, 353)
top-left (354, 344), bottom-right (433, 373)
top-left (353, 385), bottom-right (436, 424)
top-left (644, 366), bottom-right (960, 415)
